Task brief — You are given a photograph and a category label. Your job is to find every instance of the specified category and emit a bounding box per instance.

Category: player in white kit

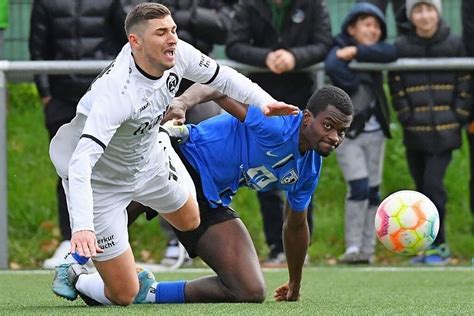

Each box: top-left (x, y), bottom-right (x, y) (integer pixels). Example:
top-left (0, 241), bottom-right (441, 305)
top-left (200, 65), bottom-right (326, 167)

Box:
top-left (49, 3), bottom-right (298, 306)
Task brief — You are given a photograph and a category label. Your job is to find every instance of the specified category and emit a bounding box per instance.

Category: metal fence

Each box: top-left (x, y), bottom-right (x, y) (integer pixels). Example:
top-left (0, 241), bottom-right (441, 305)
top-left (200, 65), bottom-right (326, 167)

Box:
top-left (1, 58), bottom-right (474, 269)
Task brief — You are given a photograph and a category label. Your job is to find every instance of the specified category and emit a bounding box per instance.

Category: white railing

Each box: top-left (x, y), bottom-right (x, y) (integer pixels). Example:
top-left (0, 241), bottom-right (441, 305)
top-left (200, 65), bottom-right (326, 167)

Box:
top-left (1, 57), bottom-right (474, 269)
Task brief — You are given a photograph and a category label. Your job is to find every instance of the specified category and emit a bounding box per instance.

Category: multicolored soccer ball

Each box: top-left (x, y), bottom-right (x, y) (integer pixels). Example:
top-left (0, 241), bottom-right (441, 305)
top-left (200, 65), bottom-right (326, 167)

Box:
top-left (374, 190), bottom-right (439, 255)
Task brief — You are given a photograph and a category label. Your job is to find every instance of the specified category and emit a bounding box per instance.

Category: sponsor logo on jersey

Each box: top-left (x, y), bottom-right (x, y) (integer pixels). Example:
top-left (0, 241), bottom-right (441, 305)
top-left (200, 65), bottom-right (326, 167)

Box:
top-left (133, 105), bottom-right (170, 135)
top-left (281, 169), bottom-right (298, 184)
top-left (199, 54), bottom-right (211, 68)
top-left (166, 73), bottom-right (179, 94)
top-left (138, 101), bottom-right (150, 113)
top-left (97, 234), bottom-right (116, 250)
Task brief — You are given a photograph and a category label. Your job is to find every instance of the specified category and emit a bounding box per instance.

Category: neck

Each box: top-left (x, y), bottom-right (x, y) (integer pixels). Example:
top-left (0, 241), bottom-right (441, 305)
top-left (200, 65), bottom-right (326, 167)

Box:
top-left (298, 128), bottom-right (309, 154)
top-left (132, 52), bottom-right (163, 78)
top-left (416, 27), bottom-right (437, 39)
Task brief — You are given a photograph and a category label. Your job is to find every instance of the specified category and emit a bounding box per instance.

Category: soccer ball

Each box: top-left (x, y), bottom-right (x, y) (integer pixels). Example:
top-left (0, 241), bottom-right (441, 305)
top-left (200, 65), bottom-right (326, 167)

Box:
top-left (374, 190), bottom-right (439, 255)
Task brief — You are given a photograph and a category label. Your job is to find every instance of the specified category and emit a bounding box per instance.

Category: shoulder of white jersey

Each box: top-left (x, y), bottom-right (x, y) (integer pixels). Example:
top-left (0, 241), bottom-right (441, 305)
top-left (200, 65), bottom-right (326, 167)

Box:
top-left (173, 39), bottom-right (194, 71)
top-left (174, 39), bottom-right (220, 85)
top-left (77, 44), bottom-right (134, 116)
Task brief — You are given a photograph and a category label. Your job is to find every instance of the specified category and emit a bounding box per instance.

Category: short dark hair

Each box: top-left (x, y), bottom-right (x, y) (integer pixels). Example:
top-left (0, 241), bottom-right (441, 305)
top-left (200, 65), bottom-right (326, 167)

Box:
top-left (124, 3), bottom-right (171, 36)
top-left (349, 14), bottom-right (380, 27)
top-left (305, 86), bottom-right (353, 117)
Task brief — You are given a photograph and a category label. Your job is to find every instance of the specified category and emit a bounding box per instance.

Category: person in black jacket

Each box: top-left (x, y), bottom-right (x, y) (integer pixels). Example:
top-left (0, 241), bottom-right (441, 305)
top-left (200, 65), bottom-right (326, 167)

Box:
top-left (325, 2), bottom-right (397, 264)
top-left (29, 0), bottom-right (123, 270)
top-left (226, 0), bottom-right (332, 267)
top-left (461, 0), bottom-right (474, 220)
top-left (388, 0), bottom-right (471, 265)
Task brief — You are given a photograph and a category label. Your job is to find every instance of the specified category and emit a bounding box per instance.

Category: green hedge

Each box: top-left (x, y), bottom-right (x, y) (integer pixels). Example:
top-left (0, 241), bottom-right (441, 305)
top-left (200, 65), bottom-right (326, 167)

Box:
top-left (6, 83), bottom-right (473, 268)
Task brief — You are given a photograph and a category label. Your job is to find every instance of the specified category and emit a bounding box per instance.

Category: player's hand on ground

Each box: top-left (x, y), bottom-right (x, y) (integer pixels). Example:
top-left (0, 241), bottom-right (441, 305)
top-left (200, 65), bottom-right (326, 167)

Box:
top-left (263, 102), bottom-right (300, 116)
top-left (70, 230), bottom-right (103, 258)
top-left (274, 282), bottom-right (300, 301)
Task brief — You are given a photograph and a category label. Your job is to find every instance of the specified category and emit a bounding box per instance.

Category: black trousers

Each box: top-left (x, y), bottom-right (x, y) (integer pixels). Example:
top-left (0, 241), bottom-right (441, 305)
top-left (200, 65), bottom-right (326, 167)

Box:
top-left (405, 150), bottom-right (452, 245)
top-left (257, 189), bottom-right (313, 254)
top-left (44, 98), bottom-right (77, 241)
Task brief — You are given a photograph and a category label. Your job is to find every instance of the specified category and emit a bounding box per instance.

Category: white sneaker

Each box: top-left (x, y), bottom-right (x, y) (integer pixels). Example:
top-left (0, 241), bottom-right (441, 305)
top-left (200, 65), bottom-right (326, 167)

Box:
top-left (160, 240), bottom-right (192, 267)
top-left (43, 240), bottom-right (71, 269)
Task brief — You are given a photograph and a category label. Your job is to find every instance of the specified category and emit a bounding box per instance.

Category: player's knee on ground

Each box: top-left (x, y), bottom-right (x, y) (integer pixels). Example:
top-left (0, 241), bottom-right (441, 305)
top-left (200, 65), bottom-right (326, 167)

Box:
top-left (227, 277), bottom-right (267, 303)
top-left (239, 281), bottom-right (267, 303)
top-left (107, 280), bottom-right (139, 306)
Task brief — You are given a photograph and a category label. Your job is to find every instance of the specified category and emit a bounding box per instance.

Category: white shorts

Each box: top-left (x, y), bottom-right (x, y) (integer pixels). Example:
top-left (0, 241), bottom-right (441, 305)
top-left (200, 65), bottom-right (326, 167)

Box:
top-left (62, 131), bottom-right (196, 261)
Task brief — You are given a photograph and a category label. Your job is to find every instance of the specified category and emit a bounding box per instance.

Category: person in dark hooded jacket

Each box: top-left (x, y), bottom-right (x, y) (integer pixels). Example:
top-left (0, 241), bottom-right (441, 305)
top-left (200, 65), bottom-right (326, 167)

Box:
top-left (388, 0), bottom-right (471, 265)
top-left (325, 2), bottom-right (397, 264)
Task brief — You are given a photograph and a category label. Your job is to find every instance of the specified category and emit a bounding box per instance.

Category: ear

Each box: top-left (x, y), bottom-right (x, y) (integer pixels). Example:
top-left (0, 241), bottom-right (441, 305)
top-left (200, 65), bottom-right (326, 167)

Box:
top-left (347, 24), bottom-right (356, 37)
top-left (129, 33), bottom-right (141, 49)
top-left (303, 110), bottom-right (312, 126)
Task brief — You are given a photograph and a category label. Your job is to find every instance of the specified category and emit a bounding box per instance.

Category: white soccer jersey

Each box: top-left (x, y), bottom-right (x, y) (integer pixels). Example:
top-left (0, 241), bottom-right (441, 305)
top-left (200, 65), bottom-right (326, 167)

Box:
top-left (51, 40), bottom-right (276, 234)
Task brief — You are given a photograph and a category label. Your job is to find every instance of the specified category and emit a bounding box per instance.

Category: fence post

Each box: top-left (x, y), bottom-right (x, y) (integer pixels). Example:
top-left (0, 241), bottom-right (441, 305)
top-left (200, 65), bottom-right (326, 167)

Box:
top-left (0, 69), bottom-right (8, 269)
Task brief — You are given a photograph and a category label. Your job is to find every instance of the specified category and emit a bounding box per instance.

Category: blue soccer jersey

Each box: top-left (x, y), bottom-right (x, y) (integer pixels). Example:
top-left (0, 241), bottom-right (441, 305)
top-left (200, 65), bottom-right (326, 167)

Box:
top-left (180, 105), bottom-right (322, 211)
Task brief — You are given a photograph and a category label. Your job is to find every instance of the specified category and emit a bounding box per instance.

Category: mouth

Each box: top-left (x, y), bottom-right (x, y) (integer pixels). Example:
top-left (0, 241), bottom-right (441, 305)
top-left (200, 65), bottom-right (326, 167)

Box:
top-left (318, 141), bottom-right (337, 154)
top-left (163, 47), bottom-right (175, 59)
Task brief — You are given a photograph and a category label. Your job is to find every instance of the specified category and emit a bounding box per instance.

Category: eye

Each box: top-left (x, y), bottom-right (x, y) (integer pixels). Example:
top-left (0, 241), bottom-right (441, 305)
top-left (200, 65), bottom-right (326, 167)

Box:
top-left (338, 130), bottom-right (346, 138)
top-left (324, 123), bottom-right (332, 130)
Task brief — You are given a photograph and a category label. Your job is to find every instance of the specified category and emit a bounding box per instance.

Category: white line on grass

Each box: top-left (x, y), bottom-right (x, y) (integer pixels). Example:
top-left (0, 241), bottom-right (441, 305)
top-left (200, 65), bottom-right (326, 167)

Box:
top-left (0, 266), bottom-right (471, 275)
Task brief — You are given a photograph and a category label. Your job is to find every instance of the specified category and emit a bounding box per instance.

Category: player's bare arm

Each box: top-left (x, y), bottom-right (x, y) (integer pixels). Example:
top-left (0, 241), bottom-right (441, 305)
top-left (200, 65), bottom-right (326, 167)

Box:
top-left (164, 83), bottom-right (299, 124)
top-left (274, 202), bottom-right (309, 301)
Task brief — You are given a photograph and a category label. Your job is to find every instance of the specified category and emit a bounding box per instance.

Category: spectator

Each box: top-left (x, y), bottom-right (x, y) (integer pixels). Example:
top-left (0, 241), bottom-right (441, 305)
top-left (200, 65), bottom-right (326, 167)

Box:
top-left (461, 0), bottom-right (474, 220)
top-left (388, 0), bottom-right (471, 265)
top-left (0, 0), bottom-right (8, 58)
top-left (29, 0), bottom-right (123, 269)
top-left (356, 0), bottom-right (409, 34)
top-left (325, 2), bottom-right (396, 264)
top-left (226, 0), bottom-right (332, 267)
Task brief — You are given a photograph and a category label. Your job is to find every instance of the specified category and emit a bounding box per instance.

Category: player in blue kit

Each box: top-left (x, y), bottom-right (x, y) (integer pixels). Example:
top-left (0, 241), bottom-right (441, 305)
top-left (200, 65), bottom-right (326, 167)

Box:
top-left (68, 84), bottom-right (353, 305)
top-left (124, 84), bottom-right (354, 304)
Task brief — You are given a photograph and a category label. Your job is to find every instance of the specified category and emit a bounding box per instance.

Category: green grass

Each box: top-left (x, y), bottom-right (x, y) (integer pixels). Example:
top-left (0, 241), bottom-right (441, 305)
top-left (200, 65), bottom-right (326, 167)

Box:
top-left (0, 267), bottom-right (472, 315)
top-left (6, 83), bottom-right (474, 268)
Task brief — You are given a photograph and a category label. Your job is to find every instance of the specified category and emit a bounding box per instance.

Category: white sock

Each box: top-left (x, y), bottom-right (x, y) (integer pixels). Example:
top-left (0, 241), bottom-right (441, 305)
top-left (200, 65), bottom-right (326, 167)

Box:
top-left (65, 253), bottom-right (77, 264)
top-left (145, 282), bottom-right (159, 303)
top-left (64, 252), bottom-right (90, 265)
top-left (76, 272), bottom-right (112, 305)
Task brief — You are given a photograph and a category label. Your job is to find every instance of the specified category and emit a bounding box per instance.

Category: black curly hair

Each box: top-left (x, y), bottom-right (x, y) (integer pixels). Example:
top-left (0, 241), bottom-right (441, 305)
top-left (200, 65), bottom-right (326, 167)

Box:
top-left (305, 86), bottom-right (353, 117)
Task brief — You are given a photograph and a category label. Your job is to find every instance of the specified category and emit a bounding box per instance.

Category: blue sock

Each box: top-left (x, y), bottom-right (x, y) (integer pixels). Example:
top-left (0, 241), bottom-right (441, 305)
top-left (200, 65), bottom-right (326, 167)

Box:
top-left (71, 252), bottom-right (89, 265)
top-left (155, 281), bottom-right (186, 303)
